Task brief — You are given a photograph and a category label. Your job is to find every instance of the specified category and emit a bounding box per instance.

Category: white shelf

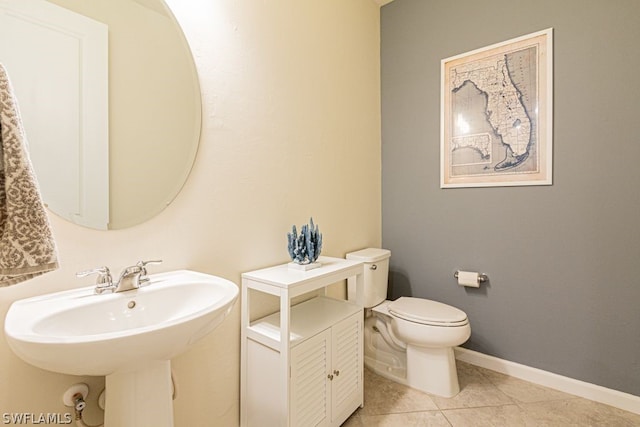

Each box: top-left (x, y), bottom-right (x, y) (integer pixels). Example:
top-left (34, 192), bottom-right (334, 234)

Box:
top-left (249, 296), bottom-right (361, 347)
top-left (241, 256), bottom-right (363, 297)
top-left (241, 256), bottom-right (364, 427)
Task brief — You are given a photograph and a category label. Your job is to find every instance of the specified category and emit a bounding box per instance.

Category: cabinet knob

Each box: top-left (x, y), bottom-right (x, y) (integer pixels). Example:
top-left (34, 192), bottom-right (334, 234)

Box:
top-left (333, 370), bottom-right (340, 377)
top-left (370, 264), bottom-right (378, 270)
top-left (327, 374), bottom-right (334, 381)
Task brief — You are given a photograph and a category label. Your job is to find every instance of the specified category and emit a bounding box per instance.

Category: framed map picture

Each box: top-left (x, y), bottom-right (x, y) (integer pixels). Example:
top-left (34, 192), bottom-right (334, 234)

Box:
top-left (441, 28), bottom-right (553, 188)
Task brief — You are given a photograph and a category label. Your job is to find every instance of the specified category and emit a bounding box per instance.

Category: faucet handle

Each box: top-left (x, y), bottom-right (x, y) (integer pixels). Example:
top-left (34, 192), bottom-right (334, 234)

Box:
top-left (136, 260), bottom-right (163, 284)
top-left (76, 266), bottom-right (111, 282)
top-left (137, 259), bottom-right (163, 266)
top-left (76, 266), bottom-right (114, 293)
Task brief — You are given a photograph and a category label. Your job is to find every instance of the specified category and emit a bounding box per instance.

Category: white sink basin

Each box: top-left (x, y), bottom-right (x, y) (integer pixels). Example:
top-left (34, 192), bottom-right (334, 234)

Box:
top-left (4, 270), bottom-right (238, 376)
top-left (5, 269), bottom-right (238, 427)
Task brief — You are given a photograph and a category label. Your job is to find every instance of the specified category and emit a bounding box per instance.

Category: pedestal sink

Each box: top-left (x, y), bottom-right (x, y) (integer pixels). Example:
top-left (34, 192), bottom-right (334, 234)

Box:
top-left (4, 270), bottom-right (238, 427)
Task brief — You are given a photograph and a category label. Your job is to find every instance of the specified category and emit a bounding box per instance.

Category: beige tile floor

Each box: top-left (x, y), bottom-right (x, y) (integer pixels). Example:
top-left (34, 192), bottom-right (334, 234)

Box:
top-left (343, 362), bottom-right (640, 426)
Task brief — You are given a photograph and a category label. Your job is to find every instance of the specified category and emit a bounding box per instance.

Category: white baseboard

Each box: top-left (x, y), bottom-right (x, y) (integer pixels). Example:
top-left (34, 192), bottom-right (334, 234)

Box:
top-left (455, 347), bottom-right (640, 415)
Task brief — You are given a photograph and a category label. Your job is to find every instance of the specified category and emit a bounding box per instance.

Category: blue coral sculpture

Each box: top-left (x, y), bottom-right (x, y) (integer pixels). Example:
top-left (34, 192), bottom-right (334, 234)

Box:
top-left (287, 218), bottom-right (323, 264)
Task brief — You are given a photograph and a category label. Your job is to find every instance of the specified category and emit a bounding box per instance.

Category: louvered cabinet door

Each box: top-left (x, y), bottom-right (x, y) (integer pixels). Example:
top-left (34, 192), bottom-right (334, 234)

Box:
top-left (330, 313), bottom-right (363, 424)
top-left (290, 330), bottom-right (331, 427)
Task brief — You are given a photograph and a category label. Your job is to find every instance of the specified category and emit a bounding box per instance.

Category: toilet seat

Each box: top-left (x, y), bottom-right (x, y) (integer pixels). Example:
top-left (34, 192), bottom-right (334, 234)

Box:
top-left (388, 297), bottom-right (468, 327)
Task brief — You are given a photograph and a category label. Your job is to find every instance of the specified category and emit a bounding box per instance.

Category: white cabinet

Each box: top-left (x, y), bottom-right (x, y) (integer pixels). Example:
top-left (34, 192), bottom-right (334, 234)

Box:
top-left (241, 257), bottom-right (364, 427)
top-left (283, 300), bottom-right (361, 426)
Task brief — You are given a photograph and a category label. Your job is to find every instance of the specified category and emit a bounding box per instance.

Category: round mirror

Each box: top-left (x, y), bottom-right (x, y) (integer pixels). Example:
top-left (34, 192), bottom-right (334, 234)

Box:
top-left (0, 0), bottom-right (201, 229)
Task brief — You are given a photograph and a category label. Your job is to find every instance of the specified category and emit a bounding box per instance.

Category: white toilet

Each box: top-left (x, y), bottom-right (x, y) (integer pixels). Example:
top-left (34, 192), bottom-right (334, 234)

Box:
top-left (346, 248), bottom-right (471, 397)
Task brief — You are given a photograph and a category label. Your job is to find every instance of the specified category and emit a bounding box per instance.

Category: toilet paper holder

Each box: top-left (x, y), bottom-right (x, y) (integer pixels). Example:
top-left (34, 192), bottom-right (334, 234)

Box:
top-left (454, 271), bottom-right (488, 284)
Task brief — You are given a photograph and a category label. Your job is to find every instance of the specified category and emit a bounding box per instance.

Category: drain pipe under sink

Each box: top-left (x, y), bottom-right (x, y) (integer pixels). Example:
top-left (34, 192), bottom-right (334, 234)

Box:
top-left (72, 393), bottom-right (103, 427)
top-left (72, 371), bottom-right (178, 427)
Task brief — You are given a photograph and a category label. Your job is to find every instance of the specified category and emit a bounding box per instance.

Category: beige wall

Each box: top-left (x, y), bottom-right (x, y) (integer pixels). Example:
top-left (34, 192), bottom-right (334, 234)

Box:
top-left (0, 0), bottom-right (382, 426)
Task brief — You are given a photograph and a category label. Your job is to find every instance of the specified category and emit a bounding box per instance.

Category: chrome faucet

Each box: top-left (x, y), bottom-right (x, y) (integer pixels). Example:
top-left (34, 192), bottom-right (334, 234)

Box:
top-left (76, 266), bottom-right (113, 294)
top-left (115, 260), bottom-right (163, 292)
top-left (115, 264), bottom-right (145, 292)
top-left (77, 260), bottom-right (162, 294)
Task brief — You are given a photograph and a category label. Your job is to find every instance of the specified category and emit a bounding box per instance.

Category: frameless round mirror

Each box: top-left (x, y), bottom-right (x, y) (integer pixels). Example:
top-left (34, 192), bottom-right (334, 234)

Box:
top-left (0, 0), bottom-right (201, 230)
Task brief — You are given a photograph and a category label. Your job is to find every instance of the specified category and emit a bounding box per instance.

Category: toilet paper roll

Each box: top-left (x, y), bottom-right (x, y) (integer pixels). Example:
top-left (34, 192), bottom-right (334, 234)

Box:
top-left (457, 271), bottom-right (480, 288)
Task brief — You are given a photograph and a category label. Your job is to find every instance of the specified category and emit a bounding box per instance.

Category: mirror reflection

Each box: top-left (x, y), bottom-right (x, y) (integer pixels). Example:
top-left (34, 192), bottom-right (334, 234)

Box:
top-left (0, 0), bottom-right (201, 229)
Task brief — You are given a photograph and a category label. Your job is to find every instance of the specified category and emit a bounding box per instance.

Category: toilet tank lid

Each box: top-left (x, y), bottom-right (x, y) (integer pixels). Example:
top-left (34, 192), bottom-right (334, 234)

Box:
top-left (346, 248), bottom-right (391, 262)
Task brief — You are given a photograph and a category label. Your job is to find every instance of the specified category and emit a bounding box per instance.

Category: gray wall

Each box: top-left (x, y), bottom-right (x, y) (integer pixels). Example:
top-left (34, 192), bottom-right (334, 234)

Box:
top-left (381, 0), bottom-right (640, 395)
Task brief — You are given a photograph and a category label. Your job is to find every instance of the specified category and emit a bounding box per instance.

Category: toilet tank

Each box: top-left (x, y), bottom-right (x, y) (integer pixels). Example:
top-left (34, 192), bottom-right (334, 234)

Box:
top-left (346, 248), bottom-right (391, 308)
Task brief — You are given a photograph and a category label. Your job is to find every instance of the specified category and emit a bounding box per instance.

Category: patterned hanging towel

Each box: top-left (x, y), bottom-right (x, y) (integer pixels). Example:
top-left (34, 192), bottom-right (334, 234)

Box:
top-left (0, 64), bottom-right (58, 286)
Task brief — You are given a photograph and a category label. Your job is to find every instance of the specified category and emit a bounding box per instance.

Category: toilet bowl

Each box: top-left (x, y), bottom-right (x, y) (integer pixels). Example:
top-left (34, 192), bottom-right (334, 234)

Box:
top-left (346, 248), bottom-right (471, 398)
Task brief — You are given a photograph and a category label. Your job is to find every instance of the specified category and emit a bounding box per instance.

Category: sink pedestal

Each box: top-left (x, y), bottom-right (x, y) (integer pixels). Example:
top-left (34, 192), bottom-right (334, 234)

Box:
top-left (105, 360), bottom-right (174, 427)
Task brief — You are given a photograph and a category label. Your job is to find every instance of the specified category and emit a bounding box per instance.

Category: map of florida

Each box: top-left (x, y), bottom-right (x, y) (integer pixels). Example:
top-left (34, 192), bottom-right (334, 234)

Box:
top-left (451, 55), bottom-right (532, 171)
